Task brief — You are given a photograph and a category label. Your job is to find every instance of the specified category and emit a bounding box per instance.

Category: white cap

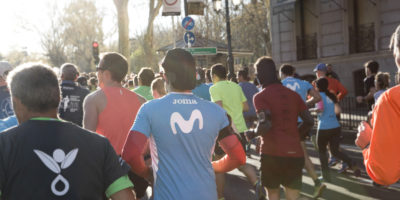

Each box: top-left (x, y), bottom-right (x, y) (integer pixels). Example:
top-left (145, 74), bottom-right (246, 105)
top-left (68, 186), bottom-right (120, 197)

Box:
top-left (0, 61), bottom-right (12, 77)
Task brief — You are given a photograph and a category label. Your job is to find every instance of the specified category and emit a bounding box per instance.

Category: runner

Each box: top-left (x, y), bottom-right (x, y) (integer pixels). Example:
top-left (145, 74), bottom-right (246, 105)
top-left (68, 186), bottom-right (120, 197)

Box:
top-left (254, 57), bottom-right (314, 200)
top-left (312, 78), bottom-right (359, 182)
top-left (83, 52), bottom-right (147, 198)
top-left (209, 64), bottom-right (259, 199)
top-left (58, 63), bottom-right (90, 127)
top-left (133, 67), bottom-right (155, 100)
top-left (279, 64), bottom-right (326, 198)
top-left (122, 48), bottom-right (246, 200)
top-left (151, 77), bottom-right (167, 99)
top-left (373, 72), bottom-right (390, 102)
top-left (237, 69), bottom-right (258, 156)
top-left (356, 60), bottom-right (379, 109)
top-left (356, 24), bottom-right (400, 186)
top-left (0, 61), bottom-right (13, 119)
top-left (0, 63), bottom-right (134, 199)
top-left (313, 63), bottom-right (348, 101)
top-left (192, 67), bottom-right (211, 101)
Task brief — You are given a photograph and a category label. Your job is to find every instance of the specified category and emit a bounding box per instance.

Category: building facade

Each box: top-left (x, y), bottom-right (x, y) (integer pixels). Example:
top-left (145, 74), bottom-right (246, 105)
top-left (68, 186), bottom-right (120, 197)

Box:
top-left (271, 0), bottom-right (400, 96)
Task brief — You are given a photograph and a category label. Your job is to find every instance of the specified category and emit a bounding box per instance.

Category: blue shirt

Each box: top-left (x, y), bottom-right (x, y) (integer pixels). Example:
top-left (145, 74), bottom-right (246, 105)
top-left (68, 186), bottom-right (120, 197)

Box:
top-left (282, 77), bottom-right (313, 102)
top-left (131, 93), bottom-right (229, 200)
top-left (374, 89), bottom-right (386, 102)
top-left (0, 115), bottom-right (18, 132)
top-left (318, 92), bottom-right (340, 130)
top-left (0, 86), bottom-right (14, 119)
top-left (282, 77), bottom-right (313, 122)
top-left (192, 83), bottom-right (211, 101)
top-left (239, 82), bottom-right (258, 117)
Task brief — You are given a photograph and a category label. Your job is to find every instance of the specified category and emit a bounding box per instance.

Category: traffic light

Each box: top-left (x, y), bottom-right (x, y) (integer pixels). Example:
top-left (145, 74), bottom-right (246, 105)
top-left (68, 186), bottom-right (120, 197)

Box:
top-left (92, 41), bottom-right (100, 65)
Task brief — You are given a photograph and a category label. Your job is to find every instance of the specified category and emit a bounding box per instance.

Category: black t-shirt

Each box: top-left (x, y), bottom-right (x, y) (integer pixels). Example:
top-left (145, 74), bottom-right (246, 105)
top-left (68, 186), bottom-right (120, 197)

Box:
top-left (0, 120), bottom-right (130, 199)
top-left (0, 86), bottom-right (13, 120)
top-left (59, 81), bottom-right (90, 126)
top-left (364, 75), bottom-right (375, 108)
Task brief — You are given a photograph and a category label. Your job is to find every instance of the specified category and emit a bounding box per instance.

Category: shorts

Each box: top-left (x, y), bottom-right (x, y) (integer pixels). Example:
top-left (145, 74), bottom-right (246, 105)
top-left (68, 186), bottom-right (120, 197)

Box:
top-left (260, 154), bottom-right (304, 190)
top-left (298, 122), bottom-right (310, 141)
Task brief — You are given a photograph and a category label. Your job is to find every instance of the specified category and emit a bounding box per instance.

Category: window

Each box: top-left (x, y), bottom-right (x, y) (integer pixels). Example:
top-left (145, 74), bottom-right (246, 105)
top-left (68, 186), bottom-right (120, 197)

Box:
top-left (348, 0), bottom-right (376, 53)
top-left (295, 0), bottom-right (318, 60)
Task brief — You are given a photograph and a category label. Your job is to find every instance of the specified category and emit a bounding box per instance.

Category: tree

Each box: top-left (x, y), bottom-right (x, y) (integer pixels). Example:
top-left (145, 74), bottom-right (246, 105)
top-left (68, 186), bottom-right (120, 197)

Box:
top-left (113, 0), bottom-right (131, 71)
top-left (143, 0), bottom-right (163, 70)
top-left (41, 0), bottom-right (104, 71)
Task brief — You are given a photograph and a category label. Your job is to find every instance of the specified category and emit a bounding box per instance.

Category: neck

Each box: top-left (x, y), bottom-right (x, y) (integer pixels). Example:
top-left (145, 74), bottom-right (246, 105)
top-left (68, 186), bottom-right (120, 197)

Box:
top-left (103, 81), bottom-right (122, 88)
top-left (19, 110), bottom-right (59, 123)
top-left (171, 89), bottom-right (192, 93)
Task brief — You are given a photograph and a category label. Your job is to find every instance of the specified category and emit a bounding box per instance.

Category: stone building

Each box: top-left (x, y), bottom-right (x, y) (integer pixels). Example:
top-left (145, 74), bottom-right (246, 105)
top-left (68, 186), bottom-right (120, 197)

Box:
top-left (271, 0), bottom-right (400, 96)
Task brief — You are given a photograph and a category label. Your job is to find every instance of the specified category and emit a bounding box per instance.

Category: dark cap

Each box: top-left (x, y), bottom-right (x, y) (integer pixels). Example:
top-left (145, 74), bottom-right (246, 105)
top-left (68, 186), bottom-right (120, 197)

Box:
top-left (161, 48), bottom-right (196, 90)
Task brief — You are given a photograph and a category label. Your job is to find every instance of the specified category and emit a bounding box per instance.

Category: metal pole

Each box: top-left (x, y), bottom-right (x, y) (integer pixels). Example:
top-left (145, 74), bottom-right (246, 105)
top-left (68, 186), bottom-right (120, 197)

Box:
top-left (184, 0), bottom-right (188, 17)
top-left (225, 0), bottom-right (235, 80)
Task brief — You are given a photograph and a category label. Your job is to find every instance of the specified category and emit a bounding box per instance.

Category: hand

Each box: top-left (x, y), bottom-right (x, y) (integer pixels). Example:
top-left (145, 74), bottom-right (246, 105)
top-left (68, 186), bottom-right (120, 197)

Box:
top-left (355, 121), bottom-right (372, 149)
top-left (356, 96), bottom-right (364, 103)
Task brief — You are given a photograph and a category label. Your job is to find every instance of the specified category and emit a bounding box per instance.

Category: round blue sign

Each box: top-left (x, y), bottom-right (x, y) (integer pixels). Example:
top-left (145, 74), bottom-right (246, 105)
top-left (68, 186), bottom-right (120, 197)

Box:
top-left (181, 16), bottom-right (195, 31)
top-left (184, 31), bottom-right (196, 46)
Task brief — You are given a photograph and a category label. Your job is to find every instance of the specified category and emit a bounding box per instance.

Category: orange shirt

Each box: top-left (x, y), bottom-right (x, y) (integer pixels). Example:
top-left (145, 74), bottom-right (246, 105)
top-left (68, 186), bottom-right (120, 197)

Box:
top-left (313, 77), bottom-right (348, 101)
top-left (363, 85), bottom-right (400, 185)
top-left (96, 87), bottom-right (142, 155)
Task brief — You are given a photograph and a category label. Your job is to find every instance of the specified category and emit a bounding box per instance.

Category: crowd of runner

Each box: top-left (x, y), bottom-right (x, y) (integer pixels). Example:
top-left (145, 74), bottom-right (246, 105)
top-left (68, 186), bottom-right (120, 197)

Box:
top-left (0, 25), bottom-right (399, 200)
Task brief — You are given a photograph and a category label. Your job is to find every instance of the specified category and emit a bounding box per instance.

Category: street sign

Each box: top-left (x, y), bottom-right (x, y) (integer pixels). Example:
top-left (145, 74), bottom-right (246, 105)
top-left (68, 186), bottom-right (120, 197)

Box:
top-left (185, 47), bottom-right (217, 56)
top-left (184, 31), bottom-right (196, 46)
top-left (162, 0), bottom-right (181, 16)
top-left (181, 16), bottom-right (195, 31)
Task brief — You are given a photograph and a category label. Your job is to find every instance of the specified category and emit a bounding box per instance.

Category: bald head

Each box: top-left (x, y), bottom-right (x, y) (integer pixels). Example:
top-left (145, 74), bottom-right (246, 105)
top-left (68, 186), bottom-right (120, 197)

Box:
top-left (60, 63), bottom-right (79, 81)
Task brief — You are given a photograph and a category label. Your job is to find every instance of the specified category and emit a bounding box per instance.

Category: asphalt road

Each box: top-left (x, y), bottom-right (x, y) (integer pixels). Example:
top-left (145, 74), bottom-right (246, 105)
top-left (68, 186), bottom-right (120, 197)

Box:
top-left (224, 141), bottom-right (400, 200)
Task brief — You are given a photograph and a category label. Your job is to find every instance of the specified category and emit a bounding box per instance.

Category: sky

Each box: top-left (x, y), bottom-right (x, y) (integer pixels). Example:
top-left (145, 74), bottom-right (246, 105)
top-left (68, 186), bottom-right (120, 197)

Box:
top-left (0, 0), bottom-right (178, 55)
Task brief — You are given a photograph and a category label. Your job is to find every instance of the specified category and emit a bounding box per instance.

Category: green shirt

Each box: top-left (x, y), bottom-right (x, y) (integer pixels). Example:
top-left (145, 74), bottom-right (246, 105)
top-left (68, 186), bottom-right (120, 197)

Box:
top-left (133, 86), bottom-right (153, 101)
top-left (210, 80), bottom-right (248, 133)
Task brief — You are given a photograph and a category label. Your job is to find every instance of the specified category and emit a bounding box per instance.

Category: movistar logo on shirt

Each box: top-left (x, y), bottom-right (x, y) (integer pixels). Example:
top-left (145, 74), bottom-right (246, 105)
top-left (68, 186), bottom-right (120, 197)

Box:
top-left (170, 109), bottom-right (203, 134)
top-left (285, 82), bottom-right (300, 91)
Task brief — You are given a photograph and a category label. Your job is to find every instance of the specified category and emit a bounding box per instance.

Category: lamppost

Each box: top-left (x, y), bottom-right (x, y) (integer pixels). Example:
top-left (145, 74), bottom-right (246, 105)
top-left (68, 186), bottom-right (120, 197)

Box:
top-left (213, 0), bottom-right (241, 80)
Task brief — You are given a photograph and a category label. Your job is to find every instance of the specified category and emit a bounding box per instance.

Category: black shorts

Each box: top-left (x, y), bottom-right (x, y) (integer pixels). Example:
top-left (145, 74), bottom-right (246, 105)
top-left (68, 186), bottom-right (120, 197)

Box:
top-left (261, 154), bottom-right (304, 190)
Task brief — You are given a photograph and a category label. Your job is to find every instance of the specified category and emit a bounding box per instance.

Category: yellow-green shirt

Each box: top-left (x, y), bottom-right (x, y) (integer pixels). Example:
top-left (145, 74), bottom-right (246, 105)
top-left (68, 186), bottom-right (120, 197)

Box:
top-left (210, 80), bottom-right (248, 133)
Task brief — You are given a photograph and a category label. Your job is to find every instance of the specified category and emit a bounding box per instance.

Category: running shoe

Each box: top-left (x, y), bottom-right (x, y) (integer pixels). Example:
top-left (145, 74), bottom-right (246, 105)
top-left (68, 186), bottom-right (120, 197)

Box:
top-left (313, 178), bottom-right (326, 199)
top-left (328, 157), bottom-right (340, 167)
top-left (338, 163), bottom-right (349, 174)
top-left (254, 180), bottom-right (267, 200)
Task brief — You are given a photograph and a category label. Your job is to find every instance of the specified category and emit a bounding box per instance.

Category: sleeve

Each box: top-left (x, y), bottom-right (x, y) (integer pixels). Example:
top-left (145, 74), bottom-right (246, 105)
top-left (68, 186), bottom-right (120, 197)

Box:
top-left (239, 88), bottom-right (247, 103)
top-left (305, 81), bottom-right (313, 93)
top-left (335, 80), bottom-right (348, 101)
top-left (130, 104), bottom-right (151, 138)
top-left (210, 86), bottom-right (222, 102)
top-left (362, 91), bottom-right (400, 185)
top-left (103, 139), bottom-right (132, 195)
top-left (253, 93), bottom-right (268, 113)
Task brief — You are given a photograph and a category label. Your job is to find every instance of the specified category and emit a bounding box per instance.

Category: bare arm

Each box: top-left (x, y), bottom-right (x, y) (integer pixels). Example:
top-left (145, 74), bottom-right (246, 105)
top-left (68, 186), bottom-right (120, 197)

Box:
top-left (83, 91), bottom-right (106, 131)
top-left (242, 101), bottom-right (249, 112)
top-left (110, 188), bottom-right (136, 200)
top-left (306, 88), bottom-right (322, 107)
top-left (365, 87), bottom-right (377, 101)
top-left (215, 101), bottom-right (223, 108)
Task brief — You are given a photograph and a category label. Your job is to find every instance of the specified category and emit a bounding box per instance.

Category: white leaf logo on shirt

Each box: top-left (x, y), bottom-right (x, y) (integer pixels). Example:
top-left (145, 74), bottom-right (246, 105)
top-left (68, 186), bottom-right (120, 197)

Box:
top-left (170, 109), bottom-right (203, 134)
top-left (34, 148), bottom-right (79, 196)
top-left (285, 82), bottom-right (300, 91)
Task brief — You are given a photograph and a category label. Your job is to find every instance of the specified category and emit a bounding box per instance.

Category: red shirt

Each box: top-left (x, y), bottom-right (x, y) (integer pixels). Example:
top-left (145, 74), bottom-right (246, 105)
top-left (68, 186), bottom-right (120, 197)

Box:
top-left (96, 87), bottom-right (142, 155)
top-left (313, 77), bottom-right (348, 101)
top-left (254, 84), bottom-right (306, 158)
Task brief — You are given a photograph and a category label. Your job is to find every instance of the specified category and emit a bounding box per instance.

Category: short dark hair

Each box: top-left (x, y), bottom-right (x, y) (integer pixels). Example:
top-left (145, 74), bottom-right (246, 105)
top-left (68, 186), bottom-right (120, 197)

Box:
top-left (211, 64), bottom-right (227, 80)
top-left (60, 63), bottom-right (79, 81)
top-left (365, 60), bottom-right (379, 74)
top-left (161, 48), bottom-right (196, 90)
top-left (196, 67), bottom-right (206, 85)
top-left (238, 69), bottom-right (249, 81)
top-left (280, 64), bottom-right (295, 76)
top-left (77, 76), bottom-right (88, 87)
top-left (205, 69), bottom-right (212, 83)
top-left (138, 68), bottom-right (155, 86)
top-left (8, 63), bottom-right (60, 113)
top-left (98, 52), bottom-right (128, 82)
top-left (255, 56), bottom-right (279, 86)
